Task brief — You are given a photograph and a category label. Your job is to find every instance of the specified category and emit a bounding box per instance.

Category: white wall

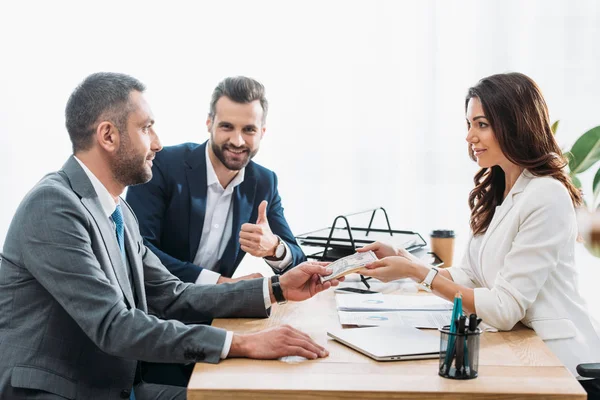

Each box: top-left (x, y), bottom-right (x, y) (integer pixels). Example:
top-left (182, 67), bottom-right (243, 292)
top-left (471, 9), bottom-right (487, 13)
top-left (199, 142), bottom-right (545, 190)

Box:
top-left (1, 0), bottom-right (599, 313)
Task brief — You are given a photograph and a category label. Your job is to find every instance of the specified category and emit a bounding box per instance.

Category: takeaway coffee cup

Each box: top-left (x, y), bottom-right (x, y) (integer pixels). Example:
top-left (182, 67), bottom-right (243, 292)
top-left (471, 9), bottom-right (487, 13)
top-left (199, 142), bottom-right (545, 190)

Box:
top-left (430, 230), bottom-right (455, 268)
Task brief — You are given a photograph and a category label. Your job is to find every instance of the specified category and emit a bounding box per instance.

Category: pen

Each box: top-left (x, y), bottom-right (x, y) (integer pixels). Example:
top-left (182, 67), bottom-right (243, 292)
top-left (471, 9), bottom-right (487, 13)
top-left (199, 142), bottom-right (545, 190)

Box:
top-left (469, 314), bottom-right (477, 332)
top-left (444, 293), bottom-right (462, 375)
top-left (456, 315), bottom-right (466, 375)
top-left (466, 313), bottom-right (478, 375)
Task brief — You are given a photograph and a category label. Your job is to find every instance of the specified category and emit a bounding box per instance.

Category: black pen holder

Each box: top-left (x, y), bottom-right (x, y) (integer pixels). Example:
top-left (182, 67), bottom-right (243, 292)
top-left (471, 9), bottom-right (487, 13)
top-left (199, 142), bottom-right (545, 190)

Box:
top-left (438, 325), bottom-right (481, 380)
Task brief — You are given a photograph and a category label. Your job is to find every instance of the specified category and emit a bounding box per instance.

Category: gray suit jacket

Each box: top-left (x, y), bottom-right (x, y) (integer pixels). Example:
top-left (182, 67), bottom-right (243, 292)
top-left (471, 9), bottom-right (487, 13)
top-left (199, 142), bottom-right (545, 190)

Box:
top-left (0, 156), bottom-right (269, 399)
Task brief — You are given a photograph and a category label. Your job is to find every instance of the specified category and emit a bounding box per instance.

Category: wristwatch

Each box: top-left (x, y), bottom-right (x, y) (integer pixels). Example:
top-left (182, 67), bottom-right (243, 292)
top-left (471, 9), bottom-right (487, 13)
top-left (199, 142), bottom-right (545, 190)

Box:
top-left (270, 275), bottom-right (287, 304)
top-left (418, 267), bottom-right (439, 292)
top-left (266, 235), bottom-right (286, 260)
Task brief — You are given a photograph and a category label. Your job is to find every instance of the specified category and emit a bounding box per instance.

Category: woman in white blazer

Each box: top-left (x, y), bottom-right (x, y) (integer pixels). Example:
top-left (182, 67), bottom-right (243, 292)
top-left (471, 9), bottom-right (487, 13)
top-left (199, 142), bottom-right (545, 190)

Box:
top-left (359, 72), bottom-right (600, 397)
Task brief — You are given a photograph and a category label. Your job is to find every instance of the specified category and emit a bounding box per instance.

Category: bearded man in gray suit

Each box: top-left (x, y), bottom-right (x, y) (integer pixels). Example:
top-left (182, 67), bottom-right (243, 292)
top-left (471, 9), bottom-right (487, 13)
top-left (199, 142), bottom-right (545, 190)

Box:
top-left (0, 72), bottom-right (340, 400)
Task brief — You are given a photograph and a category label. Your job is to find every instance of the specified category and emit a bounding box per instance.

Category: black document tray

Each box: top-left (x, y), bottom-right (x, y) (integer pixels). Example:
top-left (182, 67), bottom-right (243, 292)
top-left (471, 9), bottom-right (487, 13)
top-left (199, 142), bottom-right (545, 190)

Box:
top-left (295, 207), bottom-right (427, 262)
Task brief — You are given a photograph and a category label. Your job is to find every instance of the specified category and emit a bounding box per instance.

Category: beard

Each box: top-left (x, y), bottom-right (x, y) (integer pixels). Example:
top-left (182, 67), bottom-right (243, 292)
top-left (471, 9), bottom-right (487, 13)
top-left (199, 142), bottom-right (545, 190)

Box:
top-left (211, 140), bottom-right (258, 171)
top-left (113, 131), bottom-right (153, 187)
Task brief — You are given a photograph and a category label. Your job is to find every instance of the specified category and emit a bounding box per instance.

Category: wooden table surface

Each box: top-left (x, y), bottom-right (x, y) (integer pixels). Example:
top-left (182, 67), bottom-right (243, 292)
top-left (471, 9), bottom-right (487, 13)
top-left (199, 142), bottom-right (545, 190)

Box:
top-left (188, 286), bottom-right (586, 399)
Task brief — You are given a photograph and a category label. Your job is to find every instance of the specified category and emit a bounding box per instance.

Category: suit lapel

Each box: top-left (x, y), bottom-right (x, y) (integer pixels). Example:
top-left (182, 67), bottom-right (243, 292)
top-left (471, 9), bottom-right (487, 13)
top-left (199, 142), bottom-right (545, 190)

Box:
top-left (478, 170), bottom-right (533, 268)
top-left (185, 143), bottom-right (209, 261)
top-left (124, 221), bottom-right (147, 312)
top-left (63, 157), bottom-right (136, 308)
top-left (82, 198), bottom-right (136, 308)
top-left (221, 174), bottom-right (257, 277)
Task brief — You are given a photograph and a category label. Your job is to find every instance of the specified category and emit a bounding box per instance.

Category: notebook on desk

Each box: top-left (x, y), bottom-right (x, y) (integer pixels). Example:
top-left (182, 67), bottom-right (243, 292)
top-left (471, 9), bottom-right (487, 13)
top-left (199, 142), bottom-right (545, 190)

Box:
top-left (327, 325), bottom-right (440, 361)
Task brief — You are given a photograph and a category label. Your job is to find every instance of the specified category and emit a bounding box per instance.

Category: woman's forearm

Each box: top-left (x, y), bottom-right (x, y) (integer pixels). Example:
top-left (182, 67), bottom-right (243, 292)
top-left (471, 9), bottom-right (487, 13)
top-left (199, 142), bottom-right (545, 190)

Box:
top-left (409, 263), bottom-right (476, 315)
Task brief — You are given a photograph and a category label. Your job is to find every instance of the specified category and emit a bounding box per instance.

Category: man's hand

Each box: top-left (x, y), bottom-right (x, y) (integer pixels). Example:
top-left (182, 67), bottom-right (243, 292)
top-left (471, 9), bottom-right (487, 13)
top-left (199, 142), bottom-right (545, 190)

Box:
top-left (217, 273), bottom-right (264, 284)
top-left (277, 261), bottom-right (343, 302)
top-left (228, 325), bottom-right (329, 360)
top-left (239, 200), bottom-right (279, 258)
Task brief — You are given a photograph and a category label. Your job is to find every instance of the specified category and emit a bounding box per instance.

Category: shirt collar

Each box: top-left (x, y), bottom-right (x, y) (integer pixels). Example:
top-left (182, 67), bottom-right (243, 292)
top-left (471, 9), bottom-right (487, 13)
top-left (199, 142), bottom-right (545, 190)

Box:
top-left (205, 143), bottom-right (245, 190)
top-left (74, 156), bottom-right (119, 218)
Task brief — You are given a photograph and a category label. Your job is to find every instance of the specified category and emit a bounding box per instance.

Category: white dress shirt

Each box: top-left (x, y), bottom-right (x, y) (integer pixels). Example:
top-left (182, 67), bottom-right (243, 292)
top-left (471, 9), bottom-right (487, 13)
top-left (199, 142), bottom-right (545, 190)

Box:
top-left (193, 145), bottom-right (291, 285)
top-left (74, 157), bottom-right (119, 218)
top-left (74, 156), bottom-right (272, 359)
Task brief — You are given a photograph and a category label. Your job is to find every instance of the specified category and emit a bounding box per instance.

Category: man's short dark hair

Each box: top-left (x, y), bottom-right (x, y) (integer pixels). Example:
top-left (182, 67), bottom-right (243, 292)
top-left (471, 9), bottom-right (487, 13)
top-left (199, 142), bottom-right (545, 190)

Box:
top-left (208, 76), bottom-right (268, 123)
top-left (65, 72), bottom-right (145, 153)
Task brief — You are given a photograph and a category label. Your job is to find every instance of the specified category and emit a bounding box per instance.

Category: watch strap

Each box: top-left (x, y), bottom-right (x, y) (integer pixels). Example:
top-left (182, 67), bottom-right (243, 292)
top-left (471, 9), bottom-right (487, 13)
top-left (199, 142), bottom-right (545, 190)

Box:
top-left (270, 275), bottom-right (287, 304)
top-left (419, 267), bottom-right (439, 292)
top-left (265, 235), bottom-right (286, 261)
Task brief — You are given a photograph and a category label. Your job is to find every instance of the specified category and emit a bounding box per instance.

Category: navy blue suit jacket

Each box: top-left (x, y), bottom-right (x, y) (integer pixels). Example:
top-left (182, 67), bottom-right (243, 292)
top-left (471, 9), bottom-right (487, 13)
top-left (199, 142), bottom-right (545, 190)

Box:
top-left (126, 141), bottom-right (306, 283)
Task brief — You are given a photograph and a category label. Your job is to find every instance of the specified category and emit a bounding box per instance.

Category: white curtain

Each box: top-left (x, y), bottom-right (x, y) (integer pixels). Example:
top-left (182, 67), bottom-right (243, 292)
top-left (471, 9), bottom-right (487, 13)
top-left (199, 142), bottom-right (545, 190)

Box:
top-left (0, 0), bottom-right (598, 315)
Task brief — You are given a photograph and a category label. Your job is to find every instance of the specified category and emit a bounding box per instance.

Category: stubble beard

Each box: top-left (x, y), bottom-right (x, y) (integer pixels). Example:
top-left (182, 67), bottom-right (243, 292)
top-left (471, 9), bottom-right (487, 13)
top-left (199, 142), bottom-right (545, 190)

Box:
top-left (211, 140), bottom-right (258, 171)
top-left (113, 130), bottom-right (153, 187)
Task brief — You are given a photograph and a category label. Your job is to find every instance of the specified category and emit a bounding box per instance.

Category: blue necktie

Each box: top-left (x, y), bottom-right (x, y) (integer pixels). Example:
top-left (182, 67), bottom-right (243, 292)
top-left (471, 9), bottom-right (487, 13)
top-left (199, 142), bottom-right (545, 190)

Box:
top-left (111, 205), bottom-right (126, 262)
top-left (111, 206), bottom-right (136, 400)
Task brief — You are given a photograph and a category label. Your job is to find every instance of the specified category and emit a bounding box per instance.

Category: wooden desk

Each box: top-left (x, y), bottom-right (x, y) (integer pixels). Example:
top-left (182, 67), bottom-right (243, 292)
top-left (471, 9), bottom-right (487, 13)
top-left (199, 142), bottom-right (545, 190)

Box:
top-left (188, 289), bottom-right (586, 399)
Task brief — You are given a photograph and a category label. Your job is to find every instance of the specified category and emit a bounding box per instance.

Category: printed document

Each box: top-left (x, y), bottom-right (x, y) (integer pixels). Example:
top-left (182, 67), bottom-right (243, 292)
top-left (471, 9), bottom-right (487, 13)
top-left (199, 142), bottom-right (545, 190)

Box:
top-left (338, 310), bottom-right (452, 329)
top-left (337, 278), bottom-right (418, 294)
top-left (335, 293), bottom-right (453, 311)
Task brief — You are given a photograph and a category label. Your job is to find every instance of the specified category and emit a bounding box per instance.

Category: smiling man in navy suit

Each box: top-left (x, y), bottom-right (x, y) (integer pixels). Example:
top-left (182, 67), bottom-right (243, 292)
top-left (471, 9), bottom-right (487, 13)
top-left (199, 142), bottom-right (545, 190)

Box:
top-left (127, 76), bottom-right (305, 286)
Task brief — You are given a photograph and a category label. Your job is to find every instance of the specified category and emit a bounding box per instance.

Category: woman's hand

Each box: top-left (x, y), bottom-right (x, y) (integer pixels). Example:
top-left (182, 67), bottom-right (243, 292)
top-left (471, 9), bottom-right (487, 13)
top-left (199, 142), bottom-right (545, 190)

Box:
top-left (358, 248), bottom-right (428, 282)
top-left (357, 241), bottom-right (400, 259)
top-left (358, 256), bottom-right (415, 282)
top-left (358, 244), bottom-right (433, 282)
top-left (396, 247), bottom-right (427, 265)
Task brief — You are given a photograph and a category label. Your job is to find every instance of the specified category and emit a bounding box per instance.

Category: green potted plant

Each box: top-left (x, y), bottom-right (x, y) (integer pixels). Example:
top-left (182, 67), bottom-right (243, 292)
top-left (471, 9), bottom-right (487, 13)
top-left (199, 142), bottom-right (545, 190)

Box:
top-left (553, 122), bottom-right (600, 256)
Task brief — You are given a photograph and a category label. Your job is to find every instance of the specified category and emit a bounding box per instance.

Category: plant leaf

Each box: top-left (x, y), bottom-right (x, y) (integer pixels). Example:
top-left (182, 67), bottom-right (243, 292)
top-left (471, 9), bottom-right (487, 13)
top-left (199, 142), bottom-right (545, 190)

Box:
top-left (551, 120), bottom-right (560, 135)
top-left (569, 126), bottom-right (600, 174)
top-left (572, 174), bottom-right (582, 189)
top-left (594, 166), bottom-right (600, 206)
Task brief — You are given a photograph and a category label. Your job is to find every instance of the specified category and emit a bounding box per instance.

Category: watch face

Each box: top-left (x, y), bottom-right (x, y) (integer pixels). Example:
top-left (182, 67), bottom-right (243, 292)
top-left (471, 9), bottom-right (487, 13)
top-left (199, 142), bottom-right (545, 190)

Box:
top-left (275, 243), bottom-right (285, 258)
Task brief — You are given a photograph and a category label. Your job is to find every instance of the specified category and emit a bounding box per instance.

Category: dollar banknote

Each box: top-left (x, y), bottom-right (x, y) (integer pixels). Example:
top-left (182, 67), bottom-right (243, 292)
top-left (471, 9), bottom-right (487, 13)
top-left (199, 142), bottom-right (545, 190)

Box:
top-left (321, 250), bottom-right (378, 282)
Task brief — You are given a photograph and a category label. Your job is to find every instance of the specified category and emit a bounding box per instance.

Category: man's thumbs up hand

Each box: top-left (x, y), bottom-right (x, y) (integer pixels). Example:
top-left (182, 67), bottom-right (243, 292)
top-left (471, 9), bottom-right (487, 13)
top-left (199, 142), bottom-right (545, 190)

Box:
top-left (256, 200), bottom-right (268, 225)
top-left (240, 200), bottom-right (279, 258)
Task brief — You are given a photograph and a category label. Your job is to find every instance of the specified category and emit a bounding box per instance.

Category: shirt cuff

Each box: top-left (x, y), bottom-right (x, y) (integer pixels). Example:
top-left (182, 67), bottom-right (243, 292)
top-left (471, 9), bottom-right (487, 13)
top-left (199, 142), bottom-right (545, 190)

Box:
top-left (195, 269), bottom-right (221, 285)
top-left (264, 242), bottom-right (293, 271)
top-left (220, 331), bottom-right (233, 359)
top-left (263, 277), bottom-right (272, 309)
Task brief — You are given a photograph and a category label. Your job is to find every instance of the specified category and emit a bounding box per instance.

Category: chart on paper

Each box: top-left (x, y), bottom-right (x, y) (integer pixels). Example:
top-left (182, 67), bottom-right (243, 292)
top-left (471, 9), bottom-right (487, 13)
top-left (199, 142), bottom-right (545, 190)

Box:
top-left (335, 293), bottom-right (454, 311)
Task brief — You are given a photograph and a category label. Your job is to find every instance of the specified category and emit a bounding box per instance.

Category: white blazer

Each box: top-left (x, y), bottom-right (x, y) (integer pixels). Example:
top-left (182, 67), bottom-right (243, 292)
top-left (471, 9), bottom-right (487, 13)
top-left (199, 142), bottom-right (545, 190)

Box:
top-left (448, 170), bottom-right (600, 377)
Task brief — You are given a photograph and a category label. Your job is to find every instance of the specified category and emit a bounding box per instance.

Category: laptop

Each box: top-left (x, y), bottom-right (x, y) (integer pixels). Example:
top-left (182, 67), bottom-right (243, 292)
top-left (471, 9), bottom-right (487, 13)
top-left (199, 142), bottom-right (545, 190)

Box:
top-left (327, 325), bottom-right (440, 361)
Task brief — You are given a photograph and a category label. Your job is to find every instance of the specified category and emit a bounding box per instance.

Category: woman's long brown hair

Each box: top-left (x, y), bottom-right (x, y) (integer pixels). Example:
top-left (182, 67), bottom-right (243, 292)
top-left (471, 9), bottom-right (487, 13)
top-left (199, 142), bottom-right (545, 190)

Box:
top-left (466, 72), bottom-right (582, 235)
